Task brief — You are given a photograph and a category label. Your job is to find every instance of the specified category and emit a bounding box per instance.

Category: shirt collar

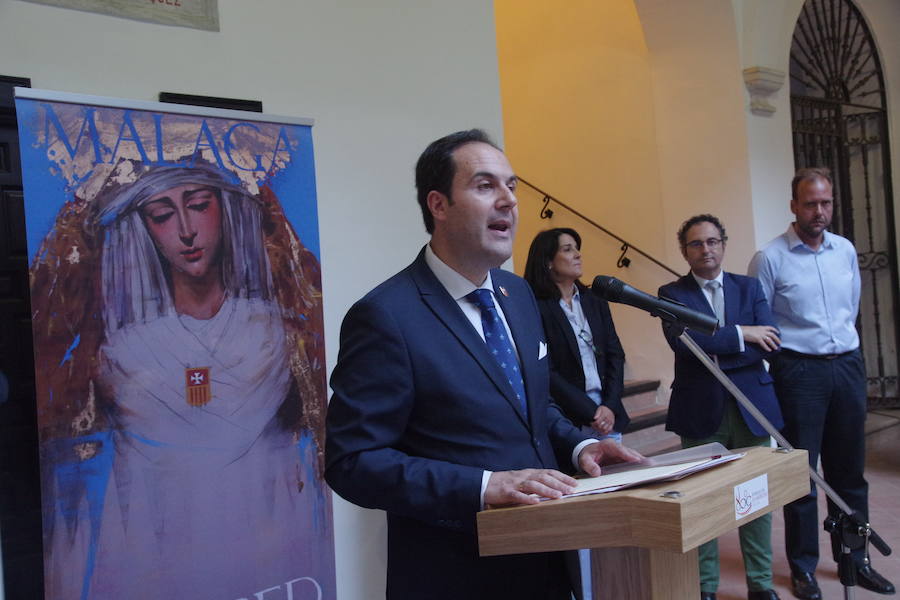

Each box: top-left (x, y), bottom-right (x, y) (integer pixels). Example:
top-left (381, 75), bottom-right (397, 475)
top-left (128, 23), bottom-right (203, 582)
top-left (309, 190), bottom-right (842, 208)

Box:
top-left (691, 269), bottom-right (724, 289)
top-left (424, 243), bottom-right (494, 300)
top-left (558, 284), bottom-right (581, 310)
top-left (785, 223), bottom-right (835, 252)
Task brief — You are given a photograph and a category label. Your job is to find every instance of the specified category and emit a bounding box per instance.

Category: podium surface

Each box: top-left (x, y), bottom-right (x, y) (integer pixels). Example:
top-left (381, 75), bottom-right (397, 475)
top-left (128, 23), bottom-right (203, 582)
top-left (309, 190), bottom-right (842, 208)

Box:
top-left (477, 447), bottom-right (809, 599)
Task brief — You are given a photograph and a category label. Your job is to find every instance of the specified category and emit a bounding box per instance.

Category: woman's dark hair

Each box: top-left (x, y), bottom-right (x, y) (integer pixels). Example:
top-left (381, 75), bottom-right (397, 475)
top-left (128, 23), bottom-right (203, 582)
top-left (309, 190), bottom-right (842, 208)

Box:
top-left (523, 227), bottom-right (581, 300)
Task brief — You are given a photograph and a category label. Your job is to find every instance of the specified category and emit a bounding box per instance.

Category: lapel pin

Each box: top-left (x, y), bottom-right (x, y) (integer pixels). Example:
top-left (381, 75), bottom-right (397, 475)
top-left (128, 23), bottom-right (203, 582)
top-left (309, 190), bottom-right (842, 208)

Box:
top-left (499, 286), bottom-right (509, 297)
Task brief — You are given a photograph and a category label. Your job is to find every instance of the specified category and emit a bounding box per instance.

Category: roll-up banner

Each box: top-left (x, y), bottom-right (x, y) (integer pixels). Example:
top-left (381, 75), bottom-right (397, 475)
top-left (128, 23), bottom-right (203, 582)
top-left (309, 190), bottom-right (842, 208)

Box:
top-left (15, 88), bottom-right (335, 600)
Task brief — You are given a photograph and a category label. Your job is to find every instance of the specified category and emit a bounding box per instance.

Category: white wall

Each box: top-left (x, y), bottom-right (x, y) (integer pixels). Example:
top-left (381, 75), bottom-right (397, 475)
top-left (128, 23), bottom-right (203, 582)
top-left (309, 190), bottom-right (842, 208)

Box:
top-left (0, 1), bottom-right (505, 598)
top-left (732, 0), bottom-right (804, 251)
top-left (634, 0), bottom-right (757, 273)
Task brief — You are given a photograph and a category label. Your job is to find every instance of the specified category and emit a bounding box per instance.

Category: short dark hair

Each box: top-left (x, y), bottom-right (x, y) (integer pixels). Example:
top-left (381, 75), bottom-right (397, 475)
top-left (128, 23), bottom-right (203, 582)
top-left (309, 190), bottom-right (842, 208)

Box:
top-left (677, 214), bottom-right (727, 249)
top-left (414, 129), bottom-right (499, 233)
top-left (523, 228), bottom-right (582, 300)
top-left (791, 167), bottom-right (833, 200)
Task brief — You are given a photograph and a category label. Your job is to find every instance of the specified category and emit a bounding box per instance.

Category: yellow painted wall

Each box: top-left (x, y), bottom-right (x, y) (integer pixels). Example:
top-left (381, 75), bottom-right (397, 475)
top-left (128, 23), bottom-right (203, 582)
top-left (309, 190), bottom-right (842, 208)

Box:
top-left (496, 0), bottom-right (666, 268)
top-left (496, 0), bottom-right (762, 395)
top-left (495, 0), bottom-right (674, 387)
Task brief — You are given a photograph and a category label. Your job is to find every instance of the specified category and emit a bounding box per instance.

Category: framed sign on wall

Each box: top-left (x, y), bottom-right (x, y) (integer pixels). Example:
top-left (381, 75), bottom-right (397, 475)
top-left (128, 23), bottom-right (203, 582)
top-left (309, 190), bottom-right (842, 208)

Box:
top-left (17, 0), bottom-right (220, 31)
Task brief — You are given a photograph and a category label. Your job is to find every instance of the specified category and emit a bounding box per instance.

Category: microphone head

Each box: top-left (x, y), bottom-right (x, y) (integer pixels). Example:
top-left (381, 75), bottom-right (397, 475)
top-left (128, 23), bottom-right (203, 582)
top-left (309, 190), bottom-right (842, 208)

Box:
top-left (592, 275), bottom-right (623, 301)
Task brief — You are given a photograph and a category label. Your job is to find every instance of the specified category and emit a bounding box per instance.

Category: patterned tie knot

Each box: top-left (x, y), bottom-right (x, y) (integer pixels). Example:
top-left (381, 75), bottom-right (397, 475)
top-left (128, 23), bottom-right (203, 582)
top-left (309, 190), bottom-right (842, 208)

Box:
top-left (467, 289), bottom-right (497, 317)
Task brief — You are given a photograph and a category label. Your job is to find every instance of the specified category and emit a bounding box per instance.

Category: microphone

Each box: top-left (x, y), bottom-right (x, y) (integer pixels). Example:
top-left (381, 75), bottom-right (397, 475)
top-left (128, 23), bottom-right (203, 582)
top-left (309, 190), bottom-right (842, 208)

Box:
top-left (592, 275), bottom-right (719, 336)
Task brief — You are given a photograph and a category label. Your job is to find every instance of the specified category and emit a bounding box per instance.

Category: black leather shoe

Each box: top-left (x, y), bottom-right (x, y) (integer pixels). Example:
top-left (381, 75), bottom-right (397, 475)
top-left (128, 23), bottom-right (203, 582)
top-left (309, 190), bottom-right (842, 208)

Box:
top-left (856, 564), bottom-right (896, 595)
top-left (790, 572), bottom-right (821, 600)
top-left (700, 593), bottom-right (717, 600)
top-left (748, 590), bottom-right (780, 600)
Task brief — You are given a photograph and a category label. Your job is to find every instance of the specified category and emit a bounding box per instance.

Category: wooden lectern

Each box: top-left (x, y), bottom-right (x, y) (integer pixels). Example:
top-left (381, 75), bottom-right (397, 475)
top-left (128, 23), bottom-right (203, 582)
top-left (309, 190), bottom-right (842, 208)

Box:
top-left (477, 446), bottom-right (810, 599)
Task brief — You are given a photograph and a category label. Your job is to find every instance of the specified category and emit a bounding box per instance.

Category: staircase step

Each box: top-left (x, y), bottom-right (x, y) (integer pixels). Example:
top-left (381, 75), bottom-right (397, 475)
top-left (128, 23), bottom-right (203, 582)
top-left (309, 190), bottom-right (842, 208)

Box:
top-left (621, 379), bottom-right (662, 416)
top-left (622, 423), bottom-right (681, 458)
top-left (624, 403), bottom-right (667, 433)
top-left (623, 379), bottom-right (660, 397)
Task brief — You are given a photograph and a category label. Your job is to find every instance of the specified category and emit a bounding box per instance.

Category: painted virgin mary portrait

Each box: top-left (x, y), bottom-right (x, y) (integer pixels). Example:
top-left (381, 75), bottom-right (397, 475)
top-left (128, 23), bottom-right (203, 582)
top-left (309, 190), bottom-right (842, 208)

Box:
top-left (30, 159), bottom-right (333, 599)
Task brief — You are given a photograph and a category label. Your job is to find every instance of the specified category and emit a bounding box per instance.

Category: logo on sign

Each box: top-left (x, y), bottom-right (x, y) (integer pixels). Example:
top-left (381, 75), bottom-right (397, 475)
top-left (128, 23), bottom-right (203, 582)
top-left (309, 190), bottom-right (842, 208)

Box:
top-left (733, 473), bottom-right (770, 520)
top-left (735, 489), bottom-right (754, 516)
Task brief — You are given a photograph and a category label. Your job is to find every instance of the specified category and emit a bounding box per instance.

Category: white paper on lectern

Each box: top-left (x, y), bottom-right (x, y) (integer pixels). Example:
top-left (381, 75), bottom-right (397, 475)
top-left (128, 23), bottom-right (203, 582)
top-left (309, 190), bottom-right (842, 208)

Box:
top-left (559, 442), bottom-right (745, 499)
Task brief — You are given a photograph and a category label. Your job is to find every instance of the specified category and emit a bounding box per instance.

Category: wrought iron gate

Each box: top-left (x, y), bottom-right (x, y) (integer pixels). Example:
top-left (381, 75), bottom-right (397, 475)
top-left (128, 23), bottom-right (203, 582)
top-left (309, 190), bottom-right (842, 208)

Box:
top-left (790, 0), bottom-right (899, 407)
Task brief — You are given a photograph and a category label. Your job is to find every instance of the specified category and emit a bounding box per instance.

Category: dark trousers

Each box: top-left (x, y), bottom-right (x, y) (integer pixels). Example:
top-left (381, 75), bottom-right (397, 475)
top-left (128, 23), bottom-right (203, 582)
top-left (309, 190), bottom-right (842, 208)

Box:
top-left (386, 514), bottom-right (572, 600)
top-left (771, 349), bottom-right (868, 575)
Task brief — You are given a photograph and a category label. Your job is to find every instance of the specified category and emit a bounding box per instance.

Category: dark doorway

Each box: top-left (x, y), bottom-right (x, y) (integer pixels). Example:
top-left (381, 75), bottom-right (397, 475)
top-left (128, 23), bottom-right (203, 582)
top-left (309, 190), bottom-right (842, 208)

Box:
top-left (0, 74), bottom-right (44, 598)
top-left (790, 0), bottom-right (900, 408)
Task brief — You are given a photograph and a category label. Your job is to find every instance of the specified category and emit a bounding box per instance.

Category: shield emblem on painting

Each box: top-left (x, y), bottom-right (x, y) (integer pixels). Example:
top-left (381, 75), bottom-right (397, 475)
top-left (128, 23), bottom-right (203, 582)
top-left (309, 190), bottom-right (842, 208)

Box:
top-left (185, 367), bottom-right (212, 406)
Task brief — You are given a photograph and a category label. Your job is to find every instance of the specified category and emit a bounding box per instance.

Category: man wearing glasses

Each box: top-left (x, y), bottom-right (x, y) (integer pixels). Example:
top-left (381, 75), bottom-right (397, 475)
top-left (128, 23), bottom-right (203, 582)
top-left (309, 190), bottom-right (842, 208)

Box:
top-left (659, 214), bottom-right (784, 600)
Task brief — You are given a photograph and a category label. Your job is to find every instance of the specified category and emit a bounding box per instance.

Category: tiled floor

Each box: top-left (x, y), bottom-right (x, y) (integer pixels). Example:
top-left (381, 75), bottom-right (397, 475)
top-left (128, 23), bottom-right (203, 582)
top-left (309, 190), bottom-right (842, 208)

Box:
top-left (715, 408), bottom-right (900, 600)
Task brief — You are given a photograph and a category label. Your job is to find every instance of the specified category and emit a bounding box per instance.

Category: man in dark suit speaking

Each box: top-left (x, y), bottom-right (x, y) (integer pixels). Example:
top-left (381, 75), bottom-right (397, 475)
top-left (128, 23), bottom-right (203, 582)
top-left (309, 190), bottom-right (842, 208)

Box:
top-left (659, 214), bottom-right (784, 600)
top-left (325, 130), bottom-right (641, 600)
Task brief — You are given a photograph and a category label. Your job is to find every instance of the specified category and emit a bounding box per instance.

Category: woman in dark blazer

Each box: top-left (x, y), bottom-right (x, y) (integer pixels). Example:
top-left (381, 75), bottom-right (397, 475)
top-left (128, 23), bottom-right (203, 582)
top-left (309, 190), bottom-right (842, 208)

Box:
top-left (524, 228), bottom-right (630, 438)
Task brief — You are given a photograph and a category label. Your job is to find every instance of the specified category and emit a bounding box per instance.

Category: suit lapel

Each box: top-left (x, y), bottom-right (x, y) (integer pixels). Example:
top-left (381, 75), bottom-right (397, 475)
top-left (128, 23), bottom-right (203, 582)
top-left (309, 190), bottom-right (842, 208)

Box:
top-left (722, 272), bottom-right (738, 326)
top-left (410, 256), bottom-right (529, 428)
top-left (548, 300), bottom-right (581, 364)
top-left (678, 274), bottom-right (716, 316)
top-left (683, 272), bottom-right (735, 326)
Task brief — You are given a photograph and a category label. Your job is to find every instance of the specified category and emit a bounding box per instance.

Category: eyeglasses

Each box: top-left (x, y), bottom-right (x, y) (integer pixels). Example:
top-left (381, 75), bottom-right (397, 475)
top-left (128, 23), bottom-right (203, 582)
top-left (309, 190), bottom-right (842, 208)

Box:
top-left (578, 329), bottom-right (599, 355)
top-left (684, 237), bottom-right (726, 250)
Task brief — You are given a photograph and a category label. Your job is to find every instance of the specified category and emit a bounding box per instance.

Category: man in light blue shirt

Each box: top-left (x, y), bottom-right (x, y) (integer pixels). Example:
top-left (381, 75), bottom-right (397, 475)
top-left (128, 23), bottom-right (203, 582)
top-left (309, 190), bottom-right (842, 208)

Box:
top-left (748, 168), bottom-right (894, 599)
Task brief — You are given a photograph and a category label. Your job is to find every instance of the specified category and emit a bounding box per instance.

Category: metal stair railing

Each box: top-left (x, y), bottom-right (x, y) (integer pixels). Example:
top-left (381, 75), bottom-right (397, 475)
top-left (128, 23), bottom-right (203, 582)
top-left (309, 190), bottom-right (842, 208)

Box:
top-left (520, 176), bottom-right (681, 278)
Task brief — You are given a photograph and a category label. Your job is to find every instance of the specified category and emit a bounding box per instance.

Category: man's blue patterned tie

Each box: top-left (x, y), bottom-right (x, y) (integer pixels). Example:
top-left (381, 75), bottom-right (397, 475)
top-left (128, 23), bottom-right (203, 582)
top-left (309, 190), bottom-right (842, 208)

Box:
top-left (467, 289), bottom-right (528, 417)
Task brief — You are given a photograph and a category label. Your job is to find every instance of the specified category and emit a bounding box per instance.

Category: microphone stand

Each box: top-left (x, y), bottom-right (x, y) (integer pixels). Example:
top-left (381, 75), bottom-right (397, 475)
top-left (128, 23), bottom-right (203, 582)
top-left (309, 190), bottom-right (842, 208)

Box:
top-left (662, 319), bottom-right (892, 600)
